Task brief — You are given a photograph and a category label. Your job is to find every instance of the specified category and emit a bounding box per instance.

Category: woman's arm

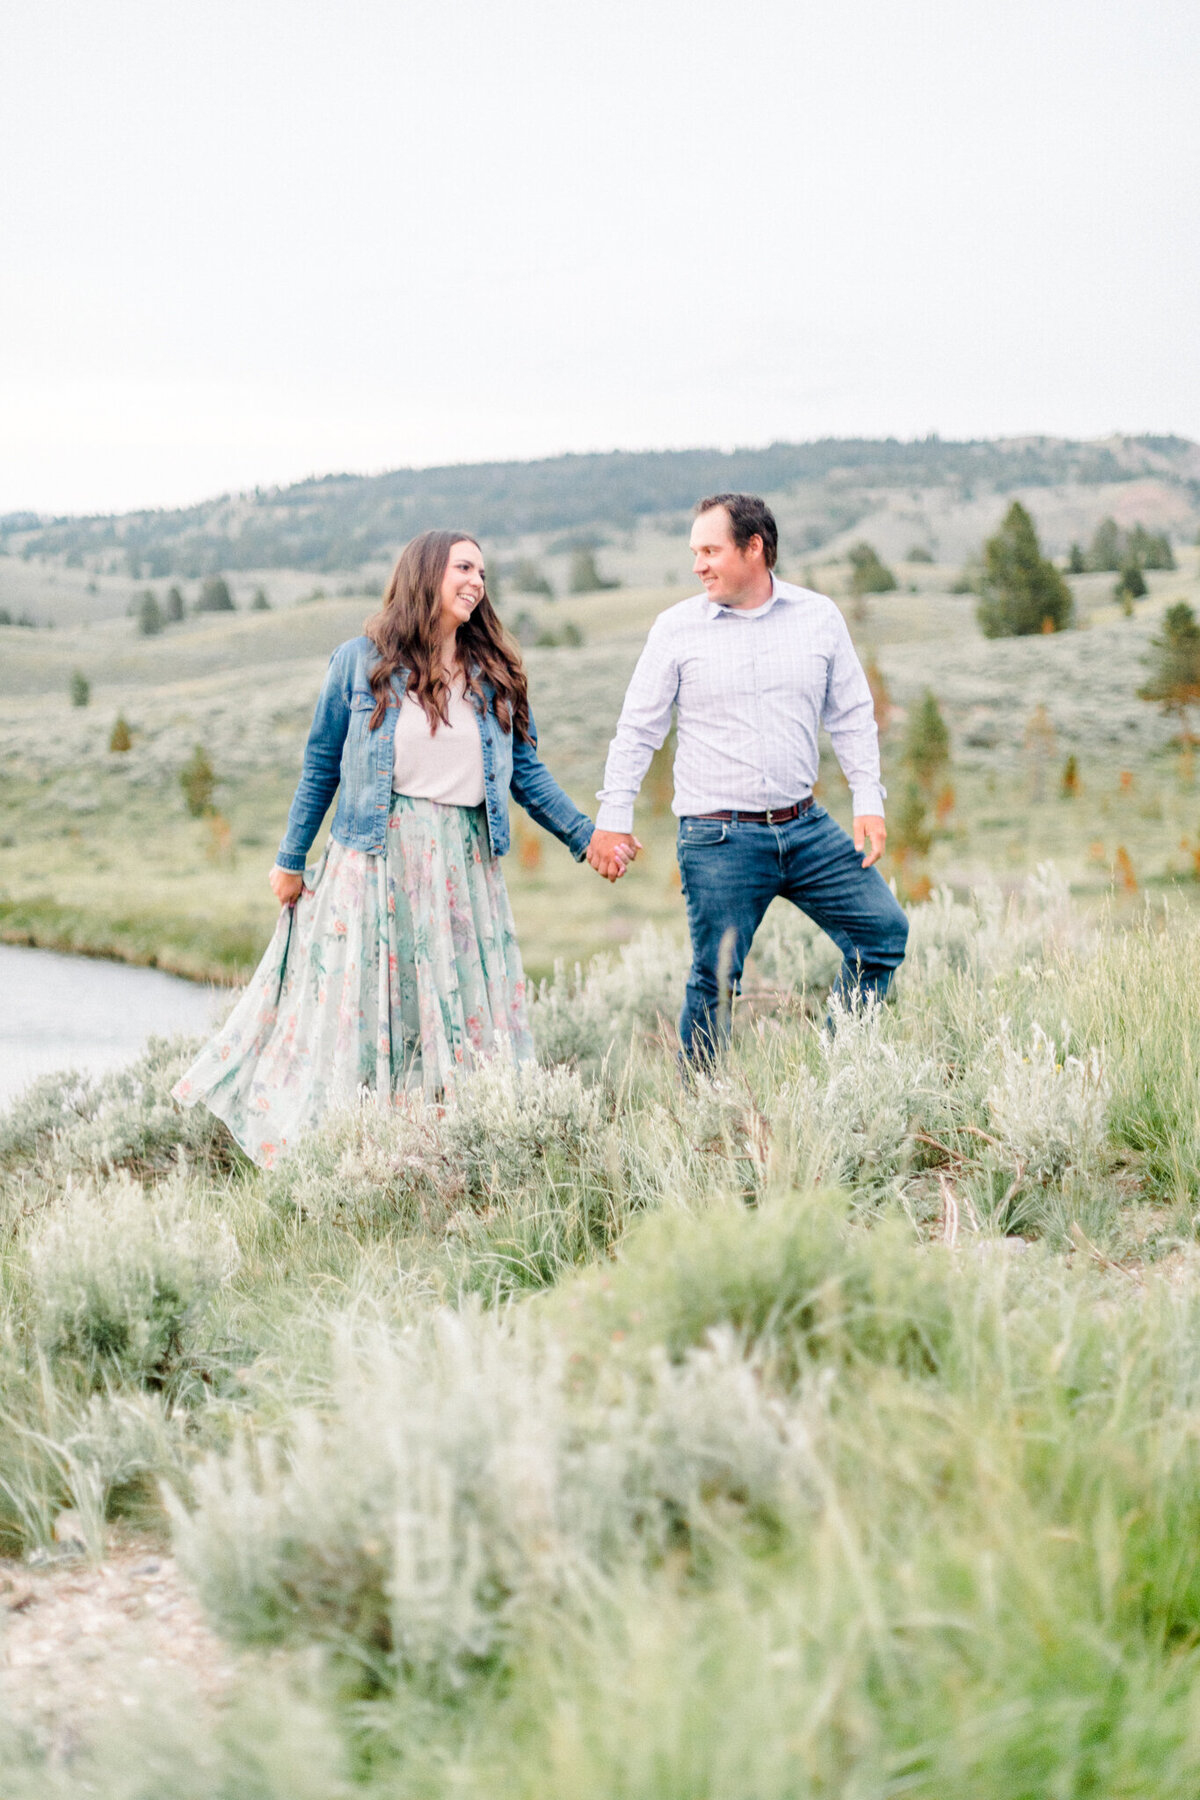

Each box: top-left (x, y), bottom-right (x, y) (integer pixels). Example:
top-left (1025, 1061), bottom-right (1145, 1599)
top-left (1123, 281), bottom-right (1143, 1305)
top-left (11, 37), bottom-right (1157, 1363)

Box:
top-left (275, 648), bottom-right (353, 873)
top-left (509, 717), bottom-right (597, 862)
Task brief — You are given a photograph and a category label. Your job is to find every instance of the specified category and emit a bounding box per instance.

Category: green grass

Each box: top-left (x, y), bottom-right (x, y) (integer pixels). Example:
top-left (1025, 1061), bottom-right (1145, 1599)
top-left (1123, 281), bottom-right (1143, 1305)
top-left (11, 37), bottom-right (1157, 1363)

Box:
top-left (3, 897), bottom-right (1200, 1789)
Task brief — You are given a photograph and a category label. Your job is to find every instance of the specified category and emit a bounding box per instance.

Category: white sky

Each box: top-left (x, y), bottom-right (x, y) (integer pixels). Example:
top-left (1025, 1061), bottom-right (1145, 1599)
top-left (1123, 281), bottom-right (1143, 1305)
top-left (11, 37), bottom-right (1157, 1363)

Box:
top-left (3, 0), bottom-right (1198, 516)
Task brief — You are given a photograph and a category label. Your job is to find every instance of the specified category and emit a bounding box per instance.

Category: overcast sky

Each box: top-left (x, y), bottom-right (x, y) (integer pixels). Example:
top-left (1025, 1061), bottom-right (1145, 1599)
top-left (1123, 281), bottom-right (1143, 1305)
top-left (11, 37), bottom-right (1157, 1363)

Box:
top-left (3, 0), bottom-right (1198, 516)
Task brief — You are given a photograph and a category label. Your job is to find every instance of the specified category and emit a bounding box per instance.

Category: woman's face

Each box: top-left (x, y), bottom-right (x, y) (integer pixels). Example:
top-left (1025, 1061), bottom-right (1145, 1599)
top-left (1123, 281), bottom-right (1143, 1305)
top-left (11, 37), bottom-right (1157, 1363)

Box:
top-left (438, 541), bottom-right (486, 635)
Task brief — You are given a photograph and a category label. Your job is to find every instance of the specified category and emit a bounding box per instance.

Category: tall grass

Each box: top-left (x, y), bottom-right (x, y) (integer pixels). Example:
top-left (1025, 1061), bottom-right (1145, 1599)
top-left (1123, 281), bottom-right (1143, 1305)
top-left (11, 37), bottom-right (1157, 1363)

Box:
top-left (5, 881), bottom-right (1200, 1792)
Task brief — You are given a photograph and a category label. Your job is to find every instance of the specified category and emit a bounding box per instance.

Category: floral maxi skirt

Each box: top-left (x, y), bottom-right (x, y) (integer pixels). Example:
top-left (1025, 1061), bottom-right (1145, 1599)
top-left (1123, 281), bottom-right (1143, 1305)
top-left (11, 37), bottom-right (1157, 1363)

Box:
top-left (173, 796), bottom-right (534, 1167)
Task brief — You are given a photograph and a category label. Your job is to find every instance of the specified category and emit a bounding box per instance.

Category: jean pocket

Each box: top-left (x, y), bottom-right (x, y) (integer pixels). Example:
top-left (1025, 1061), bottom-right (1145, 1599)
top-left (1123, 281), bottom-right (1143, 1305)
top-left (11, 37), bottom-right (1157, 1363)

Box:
top-left (678, 818), bottom-right (728, 848)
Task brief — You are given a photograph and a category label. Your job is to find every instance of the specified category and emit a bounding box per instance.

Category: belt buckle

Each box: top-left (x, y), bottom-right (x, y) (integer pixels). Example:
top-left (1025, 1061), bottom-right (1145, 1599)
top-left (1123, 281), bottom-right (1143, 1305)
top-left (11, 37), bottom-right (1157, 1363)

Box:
top-left (765, 806), bottom-right (780, 823)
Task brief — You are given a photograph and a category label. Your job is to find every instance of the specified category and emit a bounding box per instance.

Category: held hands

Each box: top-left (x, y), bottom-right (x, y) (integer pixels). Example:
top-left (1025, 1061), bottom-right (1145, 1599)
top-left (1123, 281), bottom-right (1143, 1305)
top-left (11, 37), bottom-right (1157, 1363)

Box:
top-left (586, 829), bottom-right (642, 883)
top-left (269, 865), bottom-right (305, 907)
top-left (854, 815), bottom-right (887, 869)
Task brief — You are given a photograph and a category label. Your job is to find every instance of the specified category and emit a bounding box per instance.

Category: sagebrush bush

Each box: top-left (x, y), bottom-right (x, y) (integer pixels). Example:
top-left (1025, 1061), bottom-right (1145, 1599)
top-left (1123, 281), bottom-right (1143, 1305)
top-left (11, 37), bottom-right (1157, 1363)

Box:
top-left (28, 1172), bottom-right (237, 1388)
top-left (775, 998), bottom-right (948, 1194)
top-left (985, 1023), bottom-right (1110, 1182)
top-left (0, 1034), bottom-right (236, 1176)
top-left (442, 1055), bottom-right (608, 1201)
top-left (530, 926), bottom-right (686, 1068)
top-left (260, 1098), bottom-right (451, 1228)
top-left (548, 1192), bottom-right (955, 1379)
top-left (170, 1301), bottom-right (814, 1691)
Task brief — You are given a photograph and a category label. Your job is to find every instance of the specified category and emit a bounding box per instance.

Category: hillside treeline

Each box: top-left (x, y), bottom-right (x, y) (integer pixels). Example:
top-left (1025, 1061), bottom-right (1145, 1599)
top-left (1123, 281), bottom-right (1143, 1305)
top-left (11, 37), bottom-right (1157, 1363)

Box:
top-left (7, 433), bottom-right (1199, 577)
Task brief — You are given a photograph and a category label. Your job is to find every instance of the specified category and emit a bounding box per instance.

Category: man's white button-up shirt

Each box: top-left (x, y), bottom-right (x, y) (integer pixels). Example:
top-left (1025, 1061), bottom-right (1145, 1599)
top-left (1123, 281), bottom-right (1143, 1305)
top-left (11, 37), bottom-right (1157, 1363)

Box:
top-left (595, 576), bottom-right (886, 833)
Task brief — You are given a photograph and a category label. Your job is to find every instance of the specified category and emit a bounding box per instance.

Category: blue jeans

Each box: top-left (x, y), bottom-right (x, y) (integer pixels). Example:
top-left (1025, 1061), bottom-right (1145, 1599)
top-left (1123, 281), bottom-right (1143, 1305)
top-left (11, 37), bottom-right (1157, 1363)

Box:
top-left (676, 807), bottom-right (909, 1061)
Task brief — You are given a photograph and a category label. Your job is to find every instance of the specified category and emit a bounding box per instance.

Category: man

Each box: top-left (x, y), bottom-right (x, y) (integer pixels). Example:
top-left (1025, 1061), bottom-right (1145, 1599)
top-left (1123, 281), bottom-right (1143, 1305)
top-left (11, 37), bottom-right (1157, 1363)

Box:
top-left (587, 492), bottom-right (908, 1060)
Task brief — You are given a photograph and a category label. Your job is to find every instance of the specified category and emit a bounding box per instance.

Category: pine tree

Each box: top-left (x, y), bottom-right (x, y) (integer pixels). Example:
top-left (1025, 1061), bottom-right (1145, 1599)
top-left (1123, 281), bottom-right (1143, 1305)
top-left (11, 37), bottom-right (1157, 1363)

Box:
top-left (195, 576), bottom-right (235, 613)
top-left (848, 542), bottom-right (897, 597)
top-left (1067, 543), bottom-right (1086, 574)
top-left (1126, 524), bottom-right (1175, 571)
top-left (1115, 563), bottom-right (1147, 613)
top-left (1086, 517), bottom-right (1122, 572)
top-left (512, 559), bottom-right (553, 598)
top-left (250, 587), bottom-right (271, 611)
top-left (69, 670), bottom-right (90, 707)
top-left (569, 548), bottom-right (620, 593)
top-left (137, 591), bottom-right (164, 636)
top-left (109, 713), bottom-right (133, 752)
top-left (165, 585), bottom-right (185, 622)
top-left (976, 502), bottom-right (1074, 638)
top-left (180, 744), bottom-right (216, 816)
top-left (892, 781), bottom-right (932, 859)
top-left (902, 689), bottom-right (950, 792)
top-left (1138, 602), bottom-right (1200, 741)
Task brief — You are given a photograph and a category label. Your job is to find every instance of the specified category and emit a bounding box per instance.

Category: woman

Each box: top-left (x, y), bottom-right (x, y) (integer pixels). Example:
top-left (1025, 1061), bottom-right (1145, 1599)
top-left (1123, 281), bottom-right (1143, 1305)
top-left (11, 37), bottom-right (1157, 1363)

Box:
top-left (174, 530), bottom-right (630, 1168)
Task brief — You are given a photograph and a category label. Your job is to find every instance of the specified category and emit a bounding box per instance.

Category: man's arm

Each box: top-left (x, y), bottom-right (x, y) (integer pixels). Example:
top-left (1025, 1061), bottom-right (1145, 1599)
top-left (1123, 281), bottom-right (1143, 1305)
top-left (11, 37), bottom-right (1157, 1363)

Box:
top-left (822, 613), bottom-right (887, 868)
top-left (589, 622), bottom-right (680, 870)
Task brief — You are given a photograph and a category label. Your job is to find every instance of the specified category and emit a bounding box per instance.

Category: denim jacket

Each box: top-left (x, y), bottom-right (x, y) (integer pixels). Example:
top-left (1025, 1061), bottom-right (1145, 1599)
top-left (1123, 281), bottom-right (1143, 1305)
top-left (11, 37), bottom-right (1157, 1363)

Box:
top-left (276, 635), bottom-right (595, 872)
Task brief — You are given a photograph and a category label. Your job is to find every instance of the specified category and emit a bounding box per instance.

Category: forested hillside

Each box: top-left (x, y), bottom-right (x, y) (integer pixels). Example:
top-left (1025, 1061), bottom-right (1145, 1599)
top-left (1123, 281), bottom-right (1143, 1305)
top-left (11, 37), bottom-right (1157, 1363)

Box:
top-left (7, 433), bottom-right (1199, 577)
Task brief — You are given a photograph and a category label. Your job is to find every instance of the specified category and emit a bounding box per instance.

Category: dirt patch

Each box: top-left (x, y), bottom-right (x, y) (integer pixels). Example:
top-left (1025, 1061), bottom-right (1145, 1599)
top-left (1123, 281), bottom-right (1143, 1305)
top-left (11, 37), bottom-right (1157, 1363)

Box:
top-left (0, 1530), bottom-right (234, 1762)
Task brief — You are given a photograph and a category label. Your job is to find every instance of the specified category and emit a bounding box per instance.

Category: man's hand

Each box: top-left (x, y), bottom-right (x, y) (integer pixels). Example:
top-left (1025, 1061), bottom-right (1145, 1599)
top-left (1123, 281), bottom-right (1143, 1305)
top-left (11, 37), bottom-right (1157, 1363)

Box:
top-left (269, 864), bottom-right (305, 906)
top-left (586, 829), bottom-right (642, 883)
top-left (853, 816), bottom-right (886, 869)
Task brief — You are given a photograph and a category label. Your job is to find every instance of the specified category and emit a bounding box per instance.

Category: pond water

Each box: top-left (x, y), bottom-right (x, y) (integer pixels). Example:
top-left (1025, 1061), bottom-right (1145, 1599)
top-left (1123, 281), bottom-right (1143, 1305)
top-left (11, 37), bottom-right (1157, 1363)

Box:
top-left (0, 944), bottom-right (225, 1108)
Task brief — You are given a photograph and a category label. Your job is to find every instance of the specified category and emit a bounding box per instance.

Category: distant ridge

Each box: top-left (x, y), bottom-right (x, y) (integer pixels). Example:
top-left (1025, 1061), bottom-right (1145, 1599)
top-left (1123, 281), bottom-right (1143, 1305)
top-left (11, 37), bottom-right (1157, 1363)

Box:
top-left (6, 434), bottom-right (1199, 577)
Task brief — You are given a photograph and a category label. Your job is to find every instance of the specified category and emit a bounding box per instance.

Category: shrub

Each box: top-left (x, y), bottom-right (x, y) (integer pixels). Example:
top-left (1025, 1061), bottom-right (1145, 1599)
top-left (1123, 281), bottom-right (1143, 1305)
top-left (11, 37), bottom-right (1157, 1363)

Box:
top-left (568, 549), bottom-right (620, 593)
top-left (250, 586), bottom-right (271, 611)
top-left (1139, 601), bottom-right (1200, 740)
top-left (776, 999), bottom-right (946, 1193)
top-left (69, 670), bottom-right (90, 707)
top-left (984, 1024), bottom-right (1110, 1183)
top-left (976, 502), bottom-right (1074, 637)
top-left (108, 711), bottom-right (133, 752)
top-left (848, 542), bottom-right (897, 596)
top-left (442, 1056), bottom-right (605, 1202)
top-left (137, 590), bottom-right (164, 636)
top-left (180, 743), bottom-right (216, 816)
top-left (169, 1305), bottom-right (812, 1690)
top-left (0, 1034), bottom-right (233, 1177)
top-left (28, 1172), bottom-right (236, 1388)
top-left (195, 576), bottom-right (235, 613)
top-left (553, 1193), bottom-right (954, 1378)
top-left (902, 689), bottom-right (951, 792)
top-left (531, 927), bottom-right (688, 1069)
top-left (260, 1099), bottom-right (451, 1229)
top-left (1115, 563), bottom-right (1147, 609)
top-left (511, 558), bottom-right (553, 598)
top-left (165, 584), bottom-right (185, 622)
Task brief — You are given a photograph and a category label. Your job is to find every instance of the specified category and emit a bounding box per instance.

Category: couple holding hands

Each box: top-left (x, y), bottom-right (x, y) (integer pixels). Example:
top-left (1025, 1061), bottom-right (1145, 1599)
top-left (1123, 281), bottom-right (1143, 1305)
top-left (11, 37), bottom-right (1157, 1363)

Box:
top-left (175, 492), bottom-right (908, 1167)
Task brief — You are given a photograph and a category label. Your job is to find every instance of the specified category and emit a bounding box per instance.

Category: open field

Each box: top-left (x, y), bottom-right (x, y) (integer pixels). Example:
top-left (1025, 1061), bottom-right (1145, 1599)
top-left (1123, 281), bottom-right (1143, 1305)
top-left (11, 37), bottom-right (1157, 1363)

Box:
top-left (5, 885), bottom-right (1200, 1790)
top-left (2, 548), bottom-right (1199, 983)
top-left (5, 478), bottom-right (1200, 1787)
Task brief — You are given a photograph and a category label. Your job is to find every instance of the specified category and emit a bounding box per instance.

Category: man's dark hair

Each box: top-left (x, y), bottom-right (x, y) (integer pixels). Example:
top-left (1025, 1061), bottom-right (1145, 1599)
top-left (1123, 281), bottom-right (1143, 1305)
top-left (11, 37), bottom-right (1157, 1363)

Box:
top-left (693, 492), bottom-right (778, 570)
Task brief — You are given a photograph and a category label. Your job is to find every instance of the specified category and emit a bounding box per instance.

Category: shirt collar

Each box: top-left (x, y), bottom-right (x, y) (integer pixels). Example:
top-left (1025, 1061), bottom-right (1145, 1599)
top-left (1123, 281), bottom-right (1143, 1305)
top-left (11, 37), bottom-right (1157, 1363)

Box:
top-left (705, 573), bottom-right (791, 621)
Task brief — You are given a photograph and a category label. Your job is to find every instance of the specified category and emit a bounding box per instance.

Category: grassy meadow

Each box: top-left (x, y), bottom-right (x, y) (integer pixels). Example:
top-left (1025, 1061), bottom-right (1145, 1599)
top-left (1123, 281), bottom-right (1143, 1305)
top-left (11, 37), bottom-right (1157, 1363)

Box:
top-left (5, 882), bottom-right (1200, 1791)
top-left (2, 547), bottom-right (1199, 984)
top-left (5, 531), bottom-right (1200, 1789)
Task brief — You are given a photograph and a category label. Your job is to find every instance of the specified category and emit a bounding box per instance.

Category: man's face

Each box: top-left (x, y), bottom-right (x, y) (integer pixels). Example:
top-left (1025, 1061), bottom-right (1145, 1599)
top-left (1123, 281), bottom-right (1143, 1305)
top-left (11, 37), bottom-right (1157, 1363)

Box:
top-left (689, 507), bottom-right (762, 605)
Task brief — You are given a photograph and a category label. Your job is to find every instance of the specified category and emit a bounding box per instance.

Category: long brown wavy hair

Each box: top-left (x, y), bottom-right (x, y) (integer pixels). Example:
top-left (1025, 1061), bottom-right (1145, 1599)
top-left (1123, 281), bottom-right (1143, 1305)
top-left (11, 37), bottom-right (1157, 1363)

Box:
top-left (363, 530), bottom-right (531, 742)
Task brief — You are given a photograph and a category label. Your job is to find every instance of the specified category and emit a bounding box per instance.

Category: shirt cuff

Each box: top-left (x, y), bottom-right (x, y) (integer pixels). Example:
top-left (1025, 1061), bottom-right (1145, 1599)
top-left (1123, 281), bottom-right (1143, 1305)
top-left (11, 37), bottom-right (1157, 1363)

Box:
top-left (595, 801), bottom-right (636, 833)
top-left (850, 786), bottom-right (886, 818)
top-left (275, 847), bottom-right (308, 873)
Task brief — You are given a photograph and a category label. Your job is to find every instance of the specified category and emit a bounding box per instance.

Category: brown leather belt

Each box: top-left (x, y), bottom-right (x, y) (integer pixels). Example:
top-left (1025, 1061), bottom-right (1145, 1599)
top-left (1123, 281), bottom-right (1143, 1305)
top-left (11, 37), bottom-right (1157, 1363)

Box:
top-left (695, 798), bottom-right (814, 824)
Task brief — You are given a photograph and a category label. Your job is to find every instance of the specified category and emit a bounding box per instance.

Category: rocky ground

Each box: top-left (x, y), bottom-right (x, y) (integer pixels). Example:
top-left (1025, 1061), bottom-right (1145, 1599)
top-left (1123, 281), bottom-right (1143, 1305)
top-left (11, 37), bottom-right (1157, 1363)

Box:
top-left (0, 1530), bottom-right (233, 1765)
